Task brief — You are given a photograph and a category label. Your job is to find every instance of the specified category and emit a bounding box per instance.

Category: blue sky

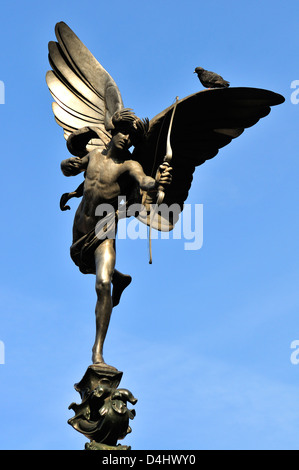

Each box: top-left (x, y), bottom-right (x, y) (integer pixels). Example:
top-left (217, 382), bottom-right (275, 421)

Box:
top-left (0, 0), bottom-right (298, 450)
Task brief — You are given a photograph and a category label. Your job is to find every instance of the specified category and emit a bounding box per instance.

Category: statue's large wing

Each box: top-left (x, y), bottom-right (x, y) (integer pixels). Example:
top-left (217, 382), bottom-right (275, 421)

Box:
top-left (134, 87), bottom-right (284, 231)
top-left (46, 22), bottom-right (124, 156)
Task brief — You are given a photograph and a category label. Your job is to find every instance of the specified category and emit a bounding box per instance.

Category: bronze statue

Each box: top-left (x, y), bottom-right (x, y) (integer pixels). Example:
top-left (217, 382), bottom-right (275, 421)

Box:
top-left (46, 22), bottom-right (284, 449)
top-left (60, 116), bottom-right (172, 367)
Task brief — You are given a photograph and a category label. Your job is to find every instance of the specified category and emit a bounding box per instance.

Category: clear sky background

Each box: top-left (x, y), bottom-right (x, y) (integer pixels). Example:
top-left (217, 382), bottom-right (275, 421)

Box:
top-left (0, 0), bottom-right (298, 450)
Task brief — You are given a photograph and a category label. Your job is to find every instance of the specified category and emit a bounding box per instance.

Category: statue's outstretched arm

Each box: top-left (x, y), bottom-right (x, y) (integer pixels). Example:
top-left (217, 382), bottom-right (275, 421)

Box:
top-left (61, 155), bottom-right (89, 177)
top-left (59, 154), bottom-right (88, 210)
top-left (126, 161), bottom-right (172, 193)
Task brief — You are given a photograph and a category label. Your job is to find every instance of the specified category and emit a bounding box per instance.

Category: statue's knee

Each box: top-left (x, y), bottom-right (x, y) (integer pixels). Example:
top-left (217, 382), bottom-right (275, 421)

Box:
top-left (95, 279), bottom-right (111, 297)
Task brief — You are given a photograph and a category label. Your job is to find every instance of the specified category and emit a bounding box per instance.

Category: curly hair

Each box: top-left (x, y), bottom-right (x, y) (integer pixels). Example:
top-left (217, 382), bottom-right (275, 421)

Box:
top-left (111, 108), bottom-right (149, 146)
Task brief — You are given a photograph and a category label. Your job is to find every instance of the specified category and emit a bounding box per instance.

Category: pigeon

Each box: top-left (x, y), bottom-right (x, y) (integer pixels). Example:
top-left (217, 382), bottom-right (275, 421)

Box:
top-left (194, 67), bottom-right (230, 89)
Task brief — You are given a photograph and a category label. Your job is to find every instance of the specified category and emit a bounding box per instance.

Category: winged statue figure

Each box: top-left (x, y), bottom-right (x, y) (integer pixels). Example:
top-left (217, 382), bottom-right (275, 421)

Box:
top-left (46, 22), bottom-right (284, 369)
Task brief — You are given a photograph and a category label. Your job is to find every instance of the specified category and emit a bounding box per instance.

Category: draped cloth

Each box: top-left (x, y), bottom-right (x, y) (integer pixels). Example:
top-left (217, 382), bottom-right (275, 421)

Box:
top-left (70, 209), bottom-right (118, 275)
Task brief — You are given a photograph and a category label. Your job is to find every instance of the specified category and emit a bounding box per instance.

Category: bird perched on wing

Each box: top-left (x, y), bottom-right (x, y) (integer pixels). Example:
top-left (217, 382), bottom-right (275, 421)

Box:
top-left (194, 67), bottom-right (230, 89)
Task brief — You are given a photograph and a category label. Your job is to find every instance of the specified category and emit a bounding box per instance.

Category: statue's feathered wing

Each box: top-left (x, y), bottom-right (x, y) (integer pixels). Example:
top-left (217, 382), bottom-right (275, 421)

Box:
top-left (46, 21), bottom-right (123, 156)
top-left (133, 87), bottom-right (284, 230)
top-left (46, 22), bottom-right (285, 232)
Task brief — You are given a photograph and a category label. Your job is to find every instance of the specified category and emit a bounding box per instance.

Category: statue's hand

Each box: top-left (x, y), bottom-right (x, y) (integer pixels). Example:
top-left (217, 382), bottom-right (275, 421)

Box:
top-left (156, 163), bottom-right (172, 188)
top-left (61, 157), bottom-right (83, 176)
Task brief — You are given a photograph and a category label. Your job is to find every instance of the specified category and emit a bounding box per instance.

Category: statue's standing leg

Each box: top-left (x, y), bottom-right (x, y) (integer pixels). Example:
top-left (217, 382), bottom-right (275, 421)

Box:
top-left (92, 238), bottom-right (116, 366)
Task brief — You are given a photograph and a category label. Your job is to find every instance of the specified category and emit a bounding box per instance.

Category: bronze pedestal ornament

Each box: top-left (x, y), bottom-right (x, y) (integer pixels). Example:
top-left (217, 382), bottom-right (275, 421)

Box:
top-left (68, 365), bottom-right (137, 450)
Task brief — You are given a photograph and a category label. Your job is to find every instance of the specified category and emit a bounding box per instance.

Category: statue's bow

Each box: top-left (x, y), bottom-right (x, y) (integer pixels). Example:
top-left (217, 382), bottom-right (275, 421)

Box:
top-left (149, 96), bottom-right (179, 264)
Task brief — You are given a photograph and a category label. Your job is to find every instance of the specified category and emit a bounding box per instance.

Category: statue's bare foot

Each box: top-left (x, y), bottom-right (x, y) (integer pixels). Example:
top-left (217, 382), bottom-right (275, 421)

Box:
top-left (92, 354), bottom-right (118, 371)
top-left (112, 272), bottom-right (132, 307)
top-left (94, 362), bottom-right (118, 371)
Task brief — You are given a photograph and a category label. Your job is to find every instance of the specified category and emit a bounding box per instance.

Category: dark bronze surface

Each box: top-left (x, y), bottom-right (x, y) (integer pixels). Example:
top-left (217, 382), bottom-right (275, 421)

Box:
top-left (46, 22), bottom-right (284, 449)
top-left (68, 365), bottom-right (137, 450)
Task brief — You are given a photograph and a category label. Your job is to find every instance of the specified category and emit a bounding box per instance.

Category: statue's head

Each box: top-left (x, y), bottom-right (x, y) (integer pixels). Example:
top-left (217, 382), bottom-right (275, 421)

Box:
top-left (111, 132), bottom-right (131, 151)
top-left (111, 108), bottom-right (149, 148)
